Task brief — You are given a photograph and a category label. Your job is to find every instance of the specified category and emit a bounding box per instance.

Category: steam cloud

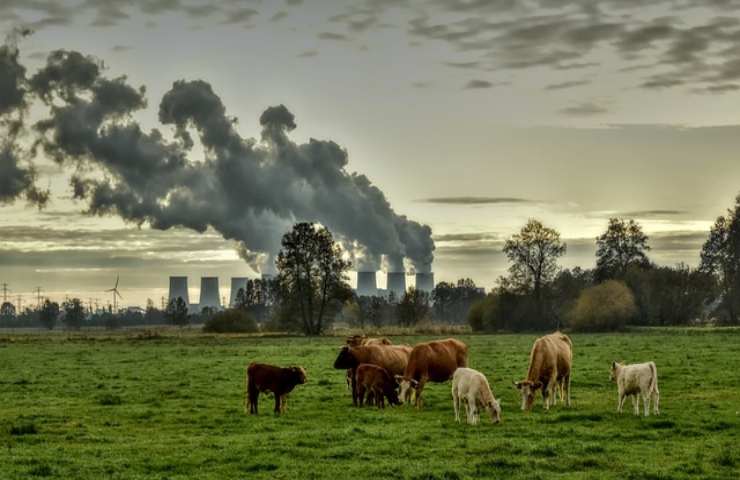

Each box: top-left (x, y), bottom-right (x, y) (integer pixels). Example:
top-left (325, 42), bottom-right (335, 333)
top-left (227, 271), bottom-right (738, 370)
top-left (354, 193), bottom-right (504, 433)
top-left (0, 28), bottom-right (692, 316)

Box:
top-left (1, 38), bottom-right (434, 273)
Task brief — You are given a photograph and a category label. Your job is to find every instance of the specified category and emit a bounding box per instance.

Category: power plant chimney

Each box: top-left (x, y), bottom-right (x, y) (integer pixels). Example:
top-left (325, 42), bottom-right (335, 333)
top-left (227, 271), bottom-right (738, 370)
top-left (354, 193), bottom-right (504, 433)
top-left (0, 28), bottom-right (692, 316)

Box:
top-left (387, 271), bottom-right (407, 299)
top-left (356, 271), bottom-right (378, 297)
top-left (168, 276), bottom-right (190, 307)
top-left (229, 277), bottom-right (248, 307)
top-left (415, 272), bottom-right (435, 293)
top-left (199, 277), bottom-right (221, 311)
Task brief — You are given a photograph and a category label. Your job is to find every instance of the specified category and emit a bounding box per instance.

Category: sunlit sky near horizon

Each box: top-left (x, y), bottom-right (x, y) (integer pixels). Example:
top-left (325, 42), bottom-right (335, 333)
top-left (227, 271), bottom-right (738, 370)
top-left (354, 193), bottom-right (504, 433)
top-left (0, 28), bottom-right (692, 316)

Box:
top-left (1, 0), bottom-right (740, 307)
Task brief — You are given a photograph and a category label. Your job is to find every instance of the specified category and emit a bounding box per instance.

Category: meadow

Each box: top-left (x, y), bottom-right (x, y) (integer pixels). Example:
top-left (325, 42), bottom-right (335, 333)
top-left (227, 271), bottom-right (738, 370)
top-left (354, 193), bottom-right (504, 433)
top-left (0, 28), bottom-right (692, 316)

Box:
top-left (1, 330), bottom-right (738, 479)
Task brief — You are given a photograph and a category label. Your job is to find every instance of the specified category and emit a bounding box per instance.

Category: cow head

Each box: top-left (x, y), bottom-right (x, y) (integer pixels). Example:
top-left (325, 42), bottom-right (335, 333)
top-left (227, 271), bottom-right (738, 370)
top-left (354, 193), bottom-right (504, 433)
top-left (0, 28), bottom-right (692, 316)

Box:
top-left (514, 380), bottom-right (542, 411)
top-left (485, 399), bottom-right (502, 424)
top-left (333, 346), bottom-right (357, 370)
top-left (395, 375), bottom-right (418, 405)
top-left (291, 366), bottom-right (307, 385)
top-left (609, 361), bottom-right (622, 382)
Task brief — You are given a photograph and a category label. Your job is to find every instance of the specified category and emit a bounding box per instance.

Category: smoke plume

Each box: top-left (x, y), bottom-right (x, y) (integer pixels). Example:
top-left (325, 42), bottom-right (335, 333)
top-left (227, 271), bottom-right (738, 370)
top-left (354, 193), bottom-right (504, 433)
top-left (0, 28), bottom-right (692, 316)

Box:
top-left (7, 43), bottom-right (434, 273)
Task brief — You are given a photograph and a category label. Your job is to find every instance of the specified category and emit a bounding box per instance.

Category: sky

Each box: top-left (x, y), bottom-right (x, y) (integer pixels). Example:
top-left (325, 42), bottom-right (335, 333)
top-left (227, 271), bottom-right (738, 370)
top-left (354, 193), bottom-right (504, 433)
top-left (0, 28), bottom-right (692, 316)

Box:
top-left (1, 0), bottom-right (740, 308)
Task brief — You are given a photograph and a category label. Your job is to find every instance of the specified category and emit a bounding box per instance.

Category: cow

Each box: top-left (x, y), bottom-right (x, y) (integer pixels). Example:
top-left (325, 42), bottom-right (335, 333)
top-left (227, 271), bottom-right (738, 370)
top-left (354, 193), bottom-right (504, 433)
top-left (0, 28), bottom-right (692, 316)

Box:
top-left (245, 362), bottom-right (307, 415)
top-left (514, 332), bottom-right (572, 411)
top-left (610, 361), bottom-right (660, 416)
top-left (333, 344), bottom-right (412, 405)
top-left (452, 367), bottom-right (501, 425)
top-left (355, 363), bottom-right (401, 408)
top-left (344, 336), bottom-right (393, 389)
top-left (396, 338), bottom-right (469, 408)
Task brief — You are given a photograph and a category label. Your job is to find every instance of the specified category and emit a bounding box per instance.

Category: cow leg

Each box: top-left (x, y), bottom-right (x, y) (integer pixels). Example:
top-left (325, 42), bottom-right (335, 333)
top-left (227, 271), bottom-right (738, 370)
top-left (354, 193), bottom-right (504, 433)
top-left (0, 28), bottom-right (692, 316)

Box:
top-left (643, 393), bottom-right (650, 417)
top-left (376, 388), bottom-right (384, 409)
top-left (631, 395), bottom-right (639, 416)
top-left (617, 393), bottom-right (625, 413)
top-left (357, 384), bottom-right (365, 407)
top-left (274, 394), bottom-right (281, 415)
top-left (653, 390), bottom-right (660, 416)
top-left (452, 387), bottom-right (460, 422)
top-left (351, 369), bottom-right (358, 406)
top-left (415, 380), bottom-right (426, 409)
top-left (468, 394), bottom-right (477, 425)
top-left (281, 394), bottom-right (288, 414)
top-left (565, 374), bottom-right (572, 407)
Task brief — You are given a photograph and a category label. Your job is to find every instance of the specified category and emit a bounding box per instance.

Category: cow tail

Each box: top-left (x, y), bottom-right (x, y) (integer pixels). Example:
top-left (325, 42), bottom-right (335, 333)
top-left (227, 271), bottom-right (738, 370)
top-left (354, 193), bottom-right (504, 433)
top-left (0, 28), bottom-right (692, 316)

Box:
top-left (649, 362), bottom-right (659, 394)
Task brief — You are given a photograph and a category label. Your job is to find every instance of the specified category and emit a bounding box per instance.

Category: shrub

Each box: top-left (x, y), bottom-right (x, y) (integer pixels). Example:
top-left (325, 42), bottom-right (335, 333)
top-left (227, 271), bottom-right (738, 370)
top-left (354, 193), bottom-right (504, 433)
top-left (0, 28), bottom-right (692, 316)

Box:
top-left (203, 309), bottom-right (258, 333)
top-left (568, 280), bottom-right (636, 331)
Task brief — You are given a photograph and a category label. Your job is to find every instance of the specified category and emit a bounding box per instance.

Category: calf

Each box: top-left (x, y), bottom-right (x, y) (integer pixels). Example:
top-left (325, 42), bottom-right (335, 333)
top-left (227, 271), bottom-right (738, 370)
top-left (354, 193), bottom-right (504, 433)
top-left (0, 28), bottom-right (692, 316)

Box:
top-left (610, 361), bottom-right (660, 416)
top-left (452, 368), bottom-right (501, 425)
top-left (355, 363), bottom-right (401, 408)
top-left (397, 338), bottom-right (468, 408)
top-left (333, 344), bottom-right (412, 405)
top-left (515, 332), bottom-right (572, 411)
top-left (245, 362), bottom-right (307, 415)
top-left (344, 336), bottom-right (393, 390)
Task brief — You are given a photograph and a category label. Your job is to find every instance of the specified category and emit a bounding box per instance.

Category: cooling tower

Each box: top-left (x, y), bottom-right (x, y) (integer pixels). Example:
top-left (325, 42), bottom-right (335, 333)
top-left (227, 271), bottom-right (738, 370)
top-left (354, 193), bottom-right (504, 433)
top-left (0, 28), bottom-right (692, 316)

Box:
top-left (168, 276), bottom-right (190, 306)
top-left (229, 277), bottom-right (249, 307)
top-left (356, 271), bottom-right (378, 297)
top-left (387, 272), bottom-right (407, 299)
top-left (415, 272), bottom-right (435, 293)
top-left (199, 277), bottom-right (221, 311)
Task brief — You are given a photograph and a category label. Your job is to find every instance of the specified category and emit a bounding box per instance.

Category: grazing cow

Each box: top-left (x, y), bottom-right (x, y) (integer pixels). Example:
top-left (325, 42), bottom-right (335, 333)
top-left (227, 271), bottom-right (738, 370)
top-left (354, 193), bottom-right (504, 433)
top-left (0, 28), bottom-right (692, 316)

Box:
top-left (344, 336), bottom-right (393, 389)
top-left (355, 363), bottom-right (401, 408)
top-left (333, 344), bottom-right (412, 405)
top-left (245, 362), bottom-right (307, 415)
top-left (452, 368), bottom-right (501, 425)
top-left (396, 338), bottom-right (469, 408)
top-left (610, 361), bottom-right (660, 416)
top-left (515, 332), bottom-right (572, 411)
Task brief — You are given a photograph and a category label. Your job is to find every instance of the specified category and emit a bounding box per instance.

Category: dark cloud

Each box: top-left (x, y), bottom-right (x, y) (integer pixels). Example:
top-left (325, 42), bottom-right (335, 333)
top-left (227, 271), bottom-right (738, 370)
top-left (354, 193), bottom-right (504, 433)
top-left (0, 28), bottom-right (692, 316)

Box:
top-left (559, 100), bottom-right (609, 116)
top-left (318, 32), bottom-right (349, 41)
top-left (545, 79), bottom-right (591, 90)
top-left (463, 79), bottom-right (494, 89)
top-left (271, 11), bottom-right (288, 22)
top-left (297, 49), bottom-right (318, 58)
top-left (418, 196), bottom-right (534, 205)
top-left (444, 61), bottom-right (481, 69)
top-left (111, 45), bottom-right (133, 52)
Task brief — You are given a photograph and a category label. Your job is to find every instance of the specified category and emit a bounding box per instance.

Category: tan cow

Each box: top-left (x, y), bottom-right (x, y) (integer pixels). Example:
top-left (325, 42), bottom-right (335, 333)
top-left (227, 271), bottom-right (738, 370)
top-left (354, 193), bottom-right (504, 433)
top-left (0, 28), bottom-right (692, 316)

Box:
top-left (396, 338), bottom-right (468, 408)
top-left (452, 367), bottom-right (501, 425)
top-left (333, 344), bottom-right (412, 405)
top-left (515, 332), bottom-right (572, 411)
top-left (344, 336), bottom-right (393, 390)
top-left (610, 361), bottom-right (660, 416)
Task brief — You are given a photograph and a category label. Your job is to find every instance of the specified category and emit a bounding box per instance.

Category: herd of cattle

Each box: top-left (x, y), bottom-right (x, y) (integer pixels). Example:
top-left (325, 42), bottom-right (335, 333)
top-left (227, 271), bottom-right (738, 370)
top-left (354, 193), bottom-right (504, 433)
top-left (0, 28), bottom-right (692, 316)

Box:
top-left (245, 332), bottom-right (661, 424)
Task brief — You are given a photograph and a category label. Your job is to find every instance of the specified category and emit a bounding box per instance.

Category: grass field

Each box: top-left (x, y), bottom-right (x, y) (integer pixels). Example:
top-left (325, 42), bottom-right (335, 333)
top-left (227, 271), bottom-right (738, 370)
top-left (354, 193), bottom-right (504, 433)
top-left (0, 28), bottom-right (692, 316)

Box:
top-left (1, 330), bottom-right (739, 479)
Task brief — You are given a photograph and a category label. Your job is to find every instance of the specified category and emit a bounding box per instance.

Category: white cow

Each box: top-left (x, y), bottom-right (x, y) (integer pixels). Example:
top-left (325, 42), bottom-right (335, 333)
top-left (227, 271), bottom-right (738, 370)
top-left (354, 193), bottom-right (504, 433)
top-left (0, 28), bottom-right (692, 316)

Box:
top-left (451, 368), bottom-right (501, 425)
top-left (610, 361), bottom-right (660, 416)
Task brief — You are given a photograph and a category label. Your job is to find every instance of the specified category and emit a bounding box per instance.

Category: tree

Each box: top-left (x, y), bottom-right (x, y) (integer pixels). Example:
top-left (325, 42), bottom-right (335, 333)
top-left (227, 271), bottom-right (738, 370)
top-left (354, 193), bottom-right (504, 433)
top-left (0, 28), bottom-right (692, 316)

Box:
top-left (0, 301), bottom-right (16, 326)
top-left (568, 280), bottom-right (636, 331)
top-left (203, 309), bottom-right (258, 333)
top-left (595, 218), bottom-right (651, 282)
top-left (165, 297), bottom-right (189, 328)
top-left (503, 219), bottom-right (566, 317)
top-left (62, 298), bottom-right (85, 330)
top-left (396, 287), bottom-right (430, 327)
top-left (700, 195), bottom-right (740, 324)
top-left (276, 222), bottom-right (352, 335)
top-left (38, 299), bottom-right (60, 330)
top-left (431, 278), bottom-right (485, 324)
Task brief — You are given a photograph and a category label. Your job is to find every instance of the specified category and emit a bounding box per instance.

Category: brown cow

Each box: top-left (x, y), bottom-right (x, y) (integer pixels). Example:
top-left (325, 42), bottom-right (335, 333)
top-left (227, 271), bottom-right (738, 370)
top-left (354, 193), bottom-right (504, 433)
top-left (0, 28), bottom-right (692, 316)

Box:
top-left (396, 338), bottom-right (468, 408)
top-left (344, 336), bottom-right (393, 390)
top-left (514, 332), bottom-right (572, 411)
top-left (333, 344), bottom-right (412, 405)
top-left (355, 363), bottom-right (401, 408)
top-left (245, 362), bottom-right (307, 415)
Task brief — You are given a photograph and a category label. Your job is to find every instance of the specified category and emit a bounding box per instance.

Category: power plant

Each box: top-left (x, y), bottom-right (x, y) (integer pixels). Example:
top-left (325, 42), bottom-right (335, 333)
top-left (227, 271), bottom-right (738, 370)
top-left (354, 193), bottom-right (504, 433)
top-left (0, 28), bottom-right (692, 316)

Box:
top-left (386, 271), bottom-right (407, 299)
top-left (356, 271), bottom-right (378, 297)
top-left (415, 272), bottom-right (435, 293)
top-left (229, 277), bottom-right (248, 307)
top-left (198, 277), bottom-right (221, 311)
top-left (168, 276), bottom-right (190, 308)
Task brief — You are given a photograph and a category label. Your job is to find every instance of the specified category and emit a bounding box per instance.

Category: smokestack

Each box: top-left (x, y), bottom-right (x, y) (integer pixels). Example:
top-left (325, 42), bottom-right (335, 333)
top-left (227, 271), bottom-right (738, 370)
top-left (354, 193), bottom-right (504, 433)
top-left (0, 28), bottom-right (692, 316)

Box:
top-left (199, 277), bottom-right (221, 311)
top-left (387, 271), bottom-right (407, 299)
top-left (356, 271), bottom-right (378, 297)
top-left (229, 277), bottom-right (248, 307)
top-left (168, 276), bottom-right (190, 307)
top-left (415, 272), bottom-right (434, 293)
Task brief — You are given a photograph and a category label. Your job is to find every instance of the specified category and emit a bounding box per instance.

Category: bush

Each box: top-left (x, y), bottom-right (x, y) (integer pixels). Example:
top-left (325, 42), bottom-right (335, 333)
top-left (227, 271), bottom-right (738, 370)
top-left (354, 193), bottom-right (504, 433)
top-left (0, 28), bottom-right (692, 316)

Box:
top-left (203, 309), bottom-right (258, 333)
top-left (568, 280), bottom-right (636, 331)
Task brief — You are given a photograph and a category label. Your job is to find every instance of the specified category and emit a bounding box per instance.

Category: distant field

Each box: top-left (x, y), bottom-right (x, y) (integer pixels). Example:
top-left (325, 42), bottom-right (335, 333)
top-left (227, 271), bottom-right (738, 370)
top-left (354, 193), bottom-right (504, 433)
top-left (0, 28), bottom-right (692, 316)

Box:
top-left (1, 330), bottom-right (739, 479)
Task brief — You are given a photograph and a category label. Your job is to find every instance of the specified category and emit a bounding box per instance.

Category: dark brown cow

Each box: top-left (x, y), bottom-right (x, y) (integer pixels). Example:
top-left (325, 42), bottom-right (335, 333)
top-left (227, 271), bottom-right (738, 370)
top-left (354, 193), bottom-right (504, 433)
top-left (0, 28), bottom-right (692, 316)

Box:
top-left (396, 338), bottom-right (468, 408)
top-left (245, 362), bottom-right (307, 415)
top-left (514, 331), bottom-right (572, 411)
top-left (355, 363), bottom-right (401, 408)
top-left (333, 344), bottom-right (412, 405)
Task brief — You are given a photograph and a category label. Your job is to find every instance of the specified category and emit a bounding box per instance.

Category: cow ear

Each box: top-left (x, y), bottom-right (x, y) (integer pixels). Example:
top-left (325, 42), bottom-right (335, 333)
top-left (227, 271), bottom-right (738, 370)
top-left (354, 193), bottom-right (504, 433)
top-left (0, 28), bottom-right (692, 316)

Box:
top-left (612, 361), bottom-right (617, 368)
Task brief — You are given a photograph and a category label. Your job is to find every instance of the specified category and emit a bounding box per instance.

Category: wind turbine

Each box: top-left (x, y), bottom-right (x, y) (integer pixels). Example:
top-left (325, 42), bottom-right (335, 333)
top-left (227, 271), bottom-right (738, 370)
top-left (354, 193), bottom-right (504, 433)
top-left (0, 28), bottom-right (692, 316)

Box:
top-left (106, 275), bottom-right (123, 312)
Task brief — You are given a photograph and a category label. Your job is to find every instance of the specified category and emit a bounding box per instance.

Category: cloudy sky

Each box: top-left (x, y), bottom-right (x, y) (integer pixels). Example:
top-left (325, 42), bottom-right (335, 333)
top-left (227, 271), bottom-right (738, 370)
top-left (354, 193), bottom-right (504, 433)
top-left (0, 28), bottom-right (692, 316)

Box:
top-left (1, 0), bottom-right (740, 307)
